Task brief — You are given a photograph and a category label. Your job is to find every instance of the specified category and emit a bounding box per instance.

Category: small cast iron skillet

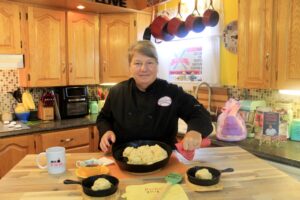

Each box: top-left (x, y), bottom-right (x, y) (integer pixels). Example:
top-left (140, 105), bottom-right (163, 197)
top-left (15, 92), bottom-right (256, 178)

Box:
top-left (64, 174), bottom-right (119, 197)
top-left (187, 166), bottom-right (234, 186)
top-left (112, 140), bottom-right (173, 173)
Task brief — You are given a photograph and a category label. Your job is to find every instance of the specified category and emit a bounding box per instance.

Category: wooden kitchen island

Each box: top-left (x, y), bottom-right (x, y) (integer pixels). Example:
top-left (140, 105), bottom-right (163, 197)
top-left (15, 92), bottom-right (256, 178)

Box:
top-left (0, 146), bottom-right (300, 200)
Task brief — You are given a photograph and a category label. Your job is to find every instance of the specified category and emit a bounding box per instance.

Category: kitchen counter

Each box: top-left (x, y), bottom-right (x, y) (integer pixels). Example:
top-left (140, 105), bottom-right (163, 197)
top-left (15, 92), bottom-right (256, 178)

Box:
top-left (210, 136), bottom-right (300, 168)
top-left (1, 115), bottom-right (300, 169)
top-left (0, 114), bottom-right (98, 138)
top-left (1, 146), bottom-right (300, 199)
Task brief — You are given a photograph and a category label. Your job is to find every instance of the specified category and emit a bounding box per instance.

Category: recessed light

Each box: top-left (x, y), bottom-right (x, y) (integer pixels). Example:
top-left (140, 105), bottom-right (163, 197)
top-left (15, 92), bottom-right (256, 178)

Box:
top-left (77, 5), bottom-right (85, 10)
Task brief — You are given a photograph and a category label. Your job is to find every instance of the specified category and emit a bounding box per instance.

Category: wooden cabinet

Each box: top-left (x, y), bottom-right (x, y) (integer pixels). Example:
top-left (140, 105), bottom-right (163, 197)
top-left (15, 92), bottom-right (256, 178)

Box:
top-left (238, 0), bottom-right (275, 89)
top-left (35, 127), bottom-right (91, 153)
top-left (67, 11), bottom-right (99, 85)
top-left (0, 2), bottom-right (22, 54)
top-left (19, 7), bottom-right (100, 87)
top-left (20, 6), bottom-right (66, 87)
top-left (100, 12), bottom-right (150, 83)
top-left (92, 126), bottom-right (100, 152)
top-left (275, 0), bottom-right (300, 89)
top-left (0, 135), bottom-right (35, 178)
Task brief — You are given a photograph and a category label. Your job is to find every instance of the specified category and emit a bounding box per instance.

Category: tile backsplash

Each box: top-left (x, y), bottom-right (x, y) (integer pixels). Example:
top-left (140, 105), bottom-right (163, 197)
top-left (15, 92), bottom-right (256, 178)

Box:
top-left (1, 69), bottom-right (300, 118)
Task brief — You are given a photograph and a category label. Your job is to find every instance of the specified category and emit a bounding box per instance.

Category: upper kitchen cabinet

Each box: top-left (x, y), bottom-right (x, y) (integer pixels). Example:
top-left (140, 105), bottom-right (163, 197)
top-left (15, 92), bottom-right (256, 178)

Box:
top-left (67, 11), bottom-right (99, 85)
top-left (20, 6), bottom-right (67, 87)
top-left (0, 2), bottom-right (22, 54)
top-left (238, 0), bottom-right (275, 89)
top-left (275, 0), bottom-right (300, 89)
top-left (100, 12), bottom-right (150, 83)
top-left (19, 7), bottom-right (100, 87)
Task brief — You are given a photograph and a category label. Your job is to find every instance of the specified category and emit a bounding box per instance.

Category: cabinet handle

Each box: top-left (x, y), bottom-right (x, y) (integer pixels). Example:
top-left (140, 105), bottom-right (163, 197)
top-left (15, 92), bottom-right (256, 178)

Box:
top-left (103, 61), bottom-right (107, 72)
top-left (62, 63), bottom-right (66, 73)
top-left (69, 63), bottom-right (73, 73)
top-left (265, 53), bottom-right (270, 71)
top-left (60, 138), bottom-right (74, 143)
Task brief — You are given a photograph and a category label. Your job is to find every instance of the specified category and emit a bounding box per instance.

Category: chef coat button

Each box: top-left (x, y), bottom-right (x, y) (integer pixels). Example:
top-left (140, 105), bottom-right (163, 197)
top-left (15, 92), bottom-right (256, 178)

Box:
top-left (148, 115), bottom-right (153, 119)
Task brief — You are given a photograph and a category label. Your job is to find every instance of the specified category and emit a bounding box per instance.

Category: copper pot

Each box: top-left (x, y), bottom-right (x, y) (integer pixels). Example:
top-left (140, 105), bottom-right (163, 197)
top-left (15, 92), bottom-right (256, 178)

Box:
top-left (203, 0), bottom-right (219, 27)
top-left (150, 14), bottom-right (174, 41)
top-left (166, 2), bottom-right (189, 38)
top-left (185, 0), bottom-right (205, 33)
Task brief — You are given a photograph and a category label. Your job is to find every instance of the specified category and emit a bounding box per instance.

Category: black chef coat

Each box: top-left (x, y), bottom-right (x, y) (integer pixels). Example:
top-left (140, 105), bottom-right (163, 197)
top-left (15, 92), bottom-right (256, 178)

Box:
top-left (96, 78), bottom-right (212, 147)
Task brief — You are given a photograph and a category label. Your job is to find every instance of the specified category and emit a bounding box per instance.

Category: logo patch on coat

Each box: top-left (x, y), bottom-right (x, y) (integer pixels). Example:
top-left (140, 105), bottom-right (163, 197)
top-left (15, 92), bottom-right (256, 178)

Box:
top-left (158, 96), bottom-right (172, 107)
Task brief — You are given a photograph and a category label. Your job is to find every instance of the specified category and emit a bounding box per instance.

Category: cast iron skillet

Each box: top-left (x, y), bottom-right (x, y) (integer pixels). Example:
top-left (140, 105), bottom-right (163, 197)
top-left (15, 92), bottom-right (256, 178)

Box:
top-left (64, 174), bottom-right (119, 197)
top-left (187, 166), bottom-right (234, 186)
top-left (112, 140), bottom-right (173, 173)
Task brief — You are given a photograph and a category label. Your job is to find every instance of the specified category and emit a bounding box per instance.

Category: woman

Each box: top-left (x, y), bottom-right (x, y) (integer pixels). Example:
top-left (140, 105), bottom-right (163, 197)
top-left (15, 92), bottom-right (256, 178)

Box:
top-left (97, 40), bottom-right (212, 152)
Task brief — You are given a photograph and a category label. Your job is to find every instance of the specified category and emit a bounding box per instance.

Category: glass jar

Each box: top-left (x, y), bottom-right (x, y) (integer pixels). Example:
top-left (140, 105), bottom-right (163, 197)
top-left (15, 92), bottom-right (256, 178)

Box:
top-left (89, 101), bottom-right (99, 114)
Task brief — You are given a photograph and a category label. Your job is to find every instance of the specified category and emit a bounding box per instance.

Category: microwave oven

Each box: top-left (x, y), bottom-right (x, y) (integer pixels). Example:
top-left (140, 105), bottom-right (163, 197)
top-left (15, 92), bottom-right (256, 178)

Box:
top-left (54, 86), bottom-right (89, 119)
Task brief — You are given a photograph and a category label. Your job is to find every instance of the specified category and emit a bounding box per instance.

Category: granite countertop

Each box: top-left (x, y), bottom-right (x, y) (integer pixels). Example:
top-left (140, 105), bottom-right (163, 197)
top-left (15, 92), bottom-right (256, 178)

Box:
top-left (1, 115), bottom-right (300, 168)
top-left (0, 114), bottom-right (98, 138)
top-left (210, 136), bottom-right (300, 168)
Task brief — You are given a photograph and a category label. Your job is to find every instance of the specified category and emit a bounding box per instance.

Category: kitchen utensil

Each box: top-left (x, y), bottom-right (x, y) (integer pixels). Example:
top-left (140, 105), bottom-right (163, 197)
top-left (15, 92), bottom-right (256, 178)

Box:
top-left (154, 173), bottom-right (182, 200)
top-left (166, 1), bottom-right (189, 38)
top-left (112, 140), bottom-right (172, 173)
top-left (203, 0), bottom-right (219, 27)
top-left (185, 0), bottom-right (205, 33)
top-left (8, 88), bottom-right (22, 103)
top-left (150, 9), bottom-right (174, 41)
top-left (22, 90), bottom-right (36, 110)
top-left (186, 166), bottom-right (233, 186)
top-left (64, 174), bottom-right (119, 197)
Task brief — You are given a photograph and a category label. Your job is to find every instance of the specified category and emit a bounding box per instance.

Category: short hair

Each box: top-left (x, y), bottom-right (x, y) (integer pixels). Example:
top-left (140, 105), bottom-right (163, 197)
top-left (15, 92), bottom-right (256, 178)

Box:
top-left (128, 40), bottom-right (158, 64)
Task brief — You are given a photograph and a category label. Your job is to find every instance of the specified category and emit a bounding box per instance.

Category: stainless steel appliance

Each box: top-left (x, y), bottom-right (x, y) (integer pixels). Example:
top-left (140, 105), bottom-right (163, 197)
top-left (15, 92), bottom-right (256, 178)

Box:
top-left (55, 86), bottom-right (89, 119)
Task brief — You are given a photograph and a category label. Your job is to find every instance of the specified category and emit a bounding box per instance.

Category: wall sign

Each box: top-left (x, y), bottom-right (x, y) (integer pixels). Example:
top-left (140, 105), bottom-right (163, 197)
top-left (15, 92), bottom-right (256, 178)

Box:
top-left (95, 0), bottom-right (127, 8)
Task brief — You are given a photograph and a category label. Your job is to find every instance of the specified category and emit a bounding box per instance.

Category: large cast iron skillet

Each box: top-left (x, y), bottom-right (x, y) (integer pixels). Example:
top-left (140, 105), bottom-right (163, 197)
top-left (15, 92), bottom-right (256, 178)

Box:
top-left (64, 174), bottom-right (119, 197)
top-left (112, 140), bottom-right (173, 173)
top-left (187, 166), bottom-right (234, 186)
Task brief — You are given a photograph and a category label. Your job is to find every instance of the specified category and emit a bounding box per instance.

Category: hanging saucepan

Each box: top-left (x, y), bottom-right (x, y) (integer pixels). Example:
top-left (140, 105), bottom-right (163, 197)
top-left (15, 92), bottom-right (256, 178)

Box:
top-left (166, 1), bottom-right (189, 38)
top-left (185, 0), bottom-right (205, 33)
top-left (186, 166), bottom-right (234, 186)
top-left (150, 10), bottom-right (174, 41)
top-left (63, 174), bottom-right (119, 197)
top-left (203, 0), bottom-right (219, 27)
top-left (143, 5), bottom-right (155, 40)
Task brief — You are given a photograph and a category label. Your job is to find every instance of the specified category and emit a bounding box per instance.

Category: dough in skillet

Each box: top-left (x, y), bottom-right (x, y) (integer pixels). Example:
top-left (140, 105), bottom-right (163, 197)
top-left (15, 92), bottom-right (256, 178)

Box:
top-left (91, 178), bottom-right (112, 191)
top-left (123, 144), bottom-right (168, 165)
top-left (195, 168), bottom-right (213, 180)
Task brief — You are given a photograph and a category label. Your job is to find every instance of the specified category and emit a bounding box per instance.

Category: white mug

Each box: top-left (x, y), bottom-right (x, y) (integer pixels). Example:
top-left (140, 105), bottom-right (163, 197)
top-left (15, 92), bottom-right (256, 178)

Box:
top-left (36, 146), bottom-right (66, 174)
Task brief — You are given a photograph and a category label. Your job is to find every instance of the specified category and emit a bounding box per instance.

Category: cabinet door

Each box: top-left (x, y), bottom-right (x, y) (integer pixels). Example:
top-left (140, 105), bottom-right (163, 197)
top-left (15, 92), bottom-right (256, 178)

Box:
top-left (93, 126), bottom-right (100, 152)
top-left (68, 12), bottom-right (99, 85)
top-left (0, 135), bottom-right (35, 178)
top-left (0, 2), bottom-right (22, 54)
top-left (27, 7), bottom-right (66, 87)
top-left (100, 13), bottom-right (135, 83)
top-left (35, 127), bottom-right (91, 153)
top-left (276, 0), bottom-right (300, 89)
top-left (238, 0), bottom-right (274, 88)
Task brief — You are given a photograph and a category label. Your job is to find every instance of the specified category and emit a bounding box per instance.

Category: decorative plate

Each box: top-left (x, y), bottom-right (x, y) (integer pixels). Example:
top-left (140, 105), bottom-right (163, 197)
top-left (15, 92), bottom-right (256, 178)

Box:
top-left (223, 20), bottom-right (238, 54)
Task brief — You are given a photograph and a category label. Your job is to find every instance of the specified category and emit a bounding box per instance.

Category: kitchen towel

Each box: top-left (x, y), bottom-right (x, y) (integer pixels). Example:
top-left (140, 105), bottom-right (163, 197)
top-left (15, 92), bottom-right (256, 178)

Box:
top-left (175, 138), bottom-right (211, 160)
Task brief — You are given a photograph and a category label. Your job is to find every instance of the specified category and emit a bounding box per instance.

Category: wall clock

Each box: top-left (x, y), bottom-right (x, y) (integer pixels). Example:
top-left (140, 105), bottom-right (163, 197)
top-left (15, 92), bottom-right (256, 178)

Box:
top-left (223, 20), bottom-right (238, 54)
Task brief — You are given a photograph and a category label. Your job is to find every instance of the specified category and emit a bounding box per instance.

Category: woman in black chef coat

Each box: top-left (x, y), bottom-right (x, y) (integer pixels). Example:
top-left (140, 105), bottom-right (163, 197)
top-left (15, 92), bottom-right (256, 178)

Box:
top-left (96, 40), bottom-right (212, 152)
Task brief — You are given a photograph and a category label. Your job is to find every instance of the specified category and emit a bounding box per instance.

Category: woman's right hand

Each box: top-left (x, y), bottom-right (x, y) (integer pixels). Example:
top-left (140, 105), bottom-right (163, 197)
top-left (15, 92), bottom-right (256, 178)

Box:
top-left (99, 130), bottom-right (116, 153)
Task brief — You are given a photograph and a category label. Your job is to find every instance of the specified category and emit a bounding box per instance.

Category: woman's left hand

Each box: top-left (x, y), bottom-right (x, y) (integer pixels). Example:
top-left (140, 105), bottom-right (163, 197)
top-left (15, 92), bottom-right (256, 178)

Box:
top-left (182, 130), bottom-right (202, 151)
